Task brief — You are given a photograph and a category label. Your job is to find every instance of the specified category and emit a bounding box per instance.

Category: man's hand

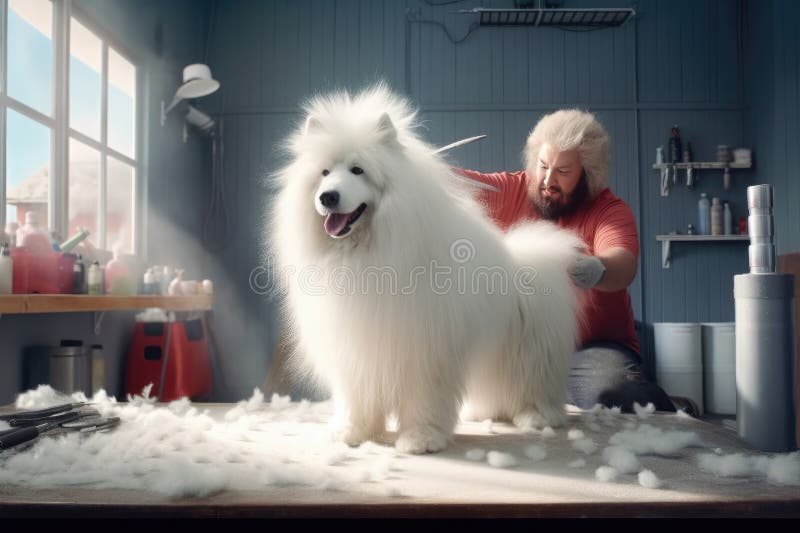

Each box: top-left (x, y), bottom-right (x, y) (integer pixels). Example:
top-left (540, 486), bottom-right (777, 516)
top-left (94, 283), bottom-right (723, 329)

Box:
top-left (568, 254), bottom-right (607, 289)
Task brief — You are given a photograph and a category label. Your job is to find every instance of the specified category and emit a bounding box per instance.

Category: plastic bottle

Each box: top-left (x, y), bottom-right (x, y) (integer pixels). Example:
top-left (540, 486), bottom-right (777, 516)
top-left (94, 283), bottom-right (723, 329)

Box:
top-left (5, 222), bottom-right (19, 248)
top-left (60, 227), bottom-right (91, 253)
top-left (16, 212), bottom-right (51, 255)
top-left (669, 125), bottom-right (682, 163)
top-left (698, 193), bottom-right (711, 235)
top-left (168, 268), bottom-right (184, 296)
top-left (72, 253), bottom-right (86, 294)
top-left (723, 202), bottom-right (733, 235)
top-left (711, 197), bottom-right (723, 235)
top-left (143, 268), bottom-right (155, 295)
top-left (105, 250), bottom-right (133, 295)
top-left (0, 243), bottom-right (13, 294)
top-left (88, 261), bottom-right (103, 295)
top-left (161, 266), bottom-right (173, 295)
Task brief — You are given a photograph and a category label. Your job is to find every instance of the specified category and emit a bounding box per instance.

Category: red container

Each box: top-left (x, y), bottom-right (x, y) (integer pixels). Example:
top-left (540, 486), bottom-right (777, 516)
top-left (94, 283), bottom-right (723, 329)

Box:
top-left (124, 318), bottom-right (213, 401)
top-left (11, 249), bottom-right (75, 294)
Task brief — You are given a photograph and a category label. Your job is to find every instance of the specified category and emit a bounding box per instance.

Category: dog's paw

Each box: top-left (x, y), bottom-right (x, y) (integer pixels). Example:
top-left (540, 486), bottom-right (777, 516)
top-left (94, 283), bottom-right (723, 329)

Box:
top-left (513, 406), bottom-right (566, 430)
top-left (512, 409), bottom-right (547, 430)
top-left (395, 426), bottom-right (449, 454)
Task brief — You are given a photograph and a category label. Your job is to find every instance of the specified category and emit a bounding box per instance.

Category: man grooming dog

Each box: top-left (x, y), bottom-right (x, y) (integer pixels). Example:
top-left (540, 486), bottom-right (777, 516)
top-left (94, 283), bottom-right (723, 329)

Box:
top-left (458, 109), bottom-right (675, 413)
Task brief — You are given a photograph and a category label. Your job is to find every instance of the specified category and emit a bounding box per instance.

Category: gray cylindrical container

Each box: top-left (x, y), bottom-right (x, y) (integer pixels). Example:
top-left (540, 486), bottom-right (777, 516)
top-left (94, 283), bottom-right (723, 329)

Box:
top-left (25, 342), bottom-right (91, 396)
top-left (49, 345), bottom-right (91, 395)
top-left (734, 184), bottom-right (798, 452)
top-left (734, 274), bottom-right (797, 451)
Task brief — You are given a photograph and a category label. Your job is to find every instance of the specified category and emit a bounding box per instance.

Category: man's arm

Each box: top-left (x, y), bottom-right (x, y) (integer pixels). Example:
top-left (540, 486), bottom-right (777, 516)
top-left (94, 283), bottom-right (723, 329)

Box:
top-left (568, 198), bottom-right (639, 292)
top-left (594, 247), bottom-right (637, 292)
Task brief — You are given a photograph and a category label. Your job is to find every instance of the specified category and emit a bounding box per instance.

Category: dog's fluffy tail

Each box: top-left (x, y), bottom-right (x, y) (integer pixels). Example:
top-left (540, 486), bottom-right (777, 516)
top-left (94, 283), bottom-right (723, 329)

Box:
top-left (502, 221), bottom-right (586, 424)
top-left (504, 220), bottom-right (587, 319)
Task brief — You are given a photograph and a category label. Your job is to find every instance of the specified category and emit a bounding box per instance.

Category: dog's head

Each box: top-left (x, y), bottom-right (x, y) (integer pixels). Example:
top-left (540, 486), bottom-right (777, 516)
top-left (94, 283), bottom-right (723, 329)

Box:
top-left (283, 85), bottom-right (418, 240)
top-left (306, 111), bottom-right (397, 239)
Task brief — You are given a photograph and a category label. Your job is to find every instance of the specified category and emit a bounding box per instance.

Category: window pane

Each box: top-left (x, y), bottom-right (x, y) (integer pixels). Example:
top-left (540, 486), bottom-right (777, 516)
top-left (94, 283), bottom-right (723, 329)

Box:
top-left (106, 157), bottom-right (134, 253)
top-left (70, 18), bottom-right (102, 140)
top-left (6, 109), bottom-right (51, 230)
top-left (8, 0), bottom-right (53, 116)
top-left (108, 48), bottom-right (136, 157)
top-left (68, 139), bottom-right (100, 246)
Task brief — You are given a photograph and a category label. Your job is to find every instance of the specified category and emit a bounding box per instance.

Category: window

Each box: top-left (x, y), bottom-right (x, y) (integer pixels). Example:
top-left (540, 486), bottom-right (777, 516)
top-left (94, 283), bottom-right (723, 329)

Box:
top-left (1, 0), bottom-right (140, 254)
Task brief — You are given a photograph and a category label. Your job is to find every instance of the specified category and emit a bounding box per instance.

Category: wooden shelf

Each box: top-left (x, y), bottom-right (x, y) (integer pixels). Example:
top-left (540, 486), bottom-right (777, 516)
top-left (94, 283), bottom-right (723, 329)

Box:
top-left (652, 162), bottom-right (751, 170)
top-left (653, 161), bottom-right (752, 196)
top-left (656, 234), bottom-right (749, 268)
top-left (0, 294), bottom-right (213, 315)
top-left (656, 234), bottom-right (750, 242)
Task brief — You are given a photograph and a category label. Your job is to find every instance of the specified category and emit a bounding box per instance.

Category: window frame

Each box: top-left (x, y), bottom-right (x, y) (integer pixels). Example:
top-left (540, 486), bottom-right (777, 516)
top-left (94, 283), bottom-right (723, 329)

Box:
top-left (0, 0), bottom-right (144, 255)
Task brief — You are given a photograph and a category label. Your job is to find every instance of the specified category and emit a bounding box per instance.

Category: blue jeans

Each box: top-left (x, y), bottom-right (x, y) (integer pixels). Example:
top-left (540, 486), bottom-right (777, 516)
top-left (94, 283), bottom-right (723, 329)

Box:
top-left (568, 342), bottom-right (676, 413)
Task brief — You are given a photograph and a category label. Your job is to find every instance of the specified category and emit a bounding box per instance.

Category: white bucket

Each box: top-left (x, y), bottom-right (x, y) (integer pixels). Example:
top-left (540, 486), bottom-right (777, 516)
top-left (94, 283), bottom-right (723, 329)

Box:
top-left (701, 322), bottom-right (737, 415)
top-left (654, 322), bottom-right (704, 415)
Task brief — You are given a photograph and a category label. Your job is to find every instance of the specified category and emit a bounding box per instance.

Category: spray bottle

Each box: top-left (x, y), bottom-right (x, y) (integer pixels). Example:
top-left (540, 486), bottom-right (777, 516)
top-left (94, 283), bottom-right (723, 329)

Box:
top-left (734, 184), bottom-right (797, 452)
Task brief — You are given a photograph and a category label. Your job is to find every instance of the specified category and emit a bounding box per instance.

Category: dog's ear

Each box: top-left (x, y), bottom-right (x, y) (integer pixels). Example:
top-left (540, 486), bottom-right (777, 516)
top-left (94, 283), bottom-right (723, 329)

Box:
top-left (304, 115), bottom-right (324, 136)
top-left (377, 112), bottom-right (398, 145)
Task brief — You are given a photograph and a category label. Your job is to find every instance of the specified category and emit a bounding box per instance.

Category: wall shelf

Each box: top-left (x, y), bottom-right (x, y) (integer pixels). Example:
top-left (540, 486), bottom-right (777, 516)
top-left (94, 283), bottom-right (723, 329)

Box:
top-left (656, 234), bottom-right (750, 269)
top-left (652, 162), bottom-right (751, 170)
top-left (0, 294), bottom-right (213, 315)
top-left (653, 161), bottom-right (752, 196)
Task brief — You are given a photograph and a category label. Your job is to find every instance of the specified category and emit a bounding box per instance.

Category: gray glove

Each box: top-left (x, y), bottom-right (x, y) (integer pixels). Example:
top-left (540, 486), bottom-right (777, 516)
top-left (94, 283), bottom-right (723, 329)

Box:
top-left (568, 254), bottom-right (606, 288)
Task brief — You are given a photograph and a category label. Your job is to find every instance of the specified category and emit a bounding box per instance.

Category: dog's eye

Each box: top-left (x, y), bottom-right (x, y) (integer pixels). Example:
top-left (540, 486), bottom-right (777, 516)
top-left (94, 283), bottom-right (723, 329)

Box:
top-left (350, 166), bottom-right (364, 175)
top-left (322, 169), bottom-right (329, 176)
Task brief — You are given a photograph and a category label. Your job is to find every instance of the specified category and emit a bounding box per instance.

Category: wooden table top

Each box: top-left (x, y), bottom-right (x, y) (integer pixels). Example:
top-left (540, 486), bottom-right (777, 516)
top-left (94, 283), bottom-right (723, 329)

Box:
top-left (0, 404), bottom-right (797, 518)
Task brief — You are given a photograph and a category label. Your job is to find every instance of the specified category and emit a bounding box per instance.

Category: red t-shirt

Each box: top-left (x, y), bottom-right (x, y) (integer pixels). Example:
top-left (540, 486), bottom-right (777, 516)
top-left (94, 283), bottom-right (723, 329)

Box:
top-left (460, 169), bottom-right (640, 355)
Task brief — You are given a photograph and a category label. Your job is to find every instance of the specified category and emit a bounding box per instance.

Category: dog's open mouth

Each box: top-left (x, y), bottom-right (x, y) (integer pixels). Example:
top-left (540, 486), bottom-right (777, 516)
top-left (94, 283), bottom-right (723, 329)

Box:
top-left (324, 203), bottom-right (367, 237)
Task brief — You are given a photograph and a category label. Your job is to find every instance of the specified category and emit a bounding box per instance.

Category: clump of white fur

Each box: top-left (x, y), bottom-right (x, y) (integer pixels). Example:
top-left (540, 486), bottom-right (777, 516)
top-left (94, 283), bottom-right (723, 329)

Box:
top-left (271, 84), bottom-right (583, 454)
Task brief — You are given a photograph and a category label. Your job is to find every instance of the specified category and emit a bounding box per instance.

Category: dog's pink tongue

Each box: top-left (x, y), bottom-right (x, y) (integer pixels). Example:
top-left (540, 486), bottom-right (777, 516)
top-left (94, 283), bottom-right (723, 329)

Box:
top-left (324, 213), bottom-right (350, 236)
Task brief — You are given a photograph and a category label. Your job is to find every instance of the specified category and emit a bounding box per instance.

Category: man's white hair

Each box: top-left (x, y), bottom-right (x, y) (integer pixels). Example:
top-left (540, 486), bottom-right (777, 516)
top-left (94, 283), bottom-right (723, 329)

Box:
top-left (524, 109), bottom-right (610, 198)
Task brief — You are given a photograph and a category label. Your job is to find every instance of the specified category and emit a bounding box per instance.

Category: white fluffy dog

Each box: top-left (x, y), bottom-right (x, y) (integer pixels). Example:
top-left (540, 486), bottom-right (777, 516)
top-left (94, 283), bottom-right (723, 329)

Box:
top-left (270, 86), bottom-right (584, 454)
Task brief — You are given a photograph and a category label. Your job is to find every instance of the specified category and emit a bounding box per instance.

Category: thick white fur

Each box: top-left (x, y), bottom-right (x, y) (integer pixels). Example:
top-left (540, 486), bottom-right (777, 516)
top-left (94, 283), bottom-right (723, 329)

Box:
top-left (270, 85), bottom-right (584, 454)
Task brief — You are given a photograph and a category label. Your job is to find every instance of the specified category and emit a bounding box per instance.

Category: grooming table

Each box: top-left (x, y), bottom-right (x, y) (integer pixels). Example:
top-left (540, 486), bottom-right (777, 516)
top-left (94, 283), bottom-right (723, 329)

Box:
top-left (0, 403), bottom-right (797, 518)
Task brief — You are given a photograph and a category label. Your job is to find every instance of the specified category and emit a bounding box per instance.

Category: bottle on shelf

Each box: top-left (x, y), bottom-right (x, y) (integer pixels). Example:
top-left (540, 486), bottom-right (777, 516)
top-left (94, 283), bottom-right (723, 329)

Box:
top-left (88, 261), bottom-right (104, 295)
top-left (682, 141), bottom-right (693, 163)
top-left (16, 212), bottom-right (51, 255)
top-left (0, 243), bottom-right (13, 294)
top-left (698, 193), bottom-right (711, 235)
top-left (105, 249), bottom-right (134, 295)
top-left (72, 254), bottom-right (86, 294)
top-left (669, 125), bottom-right (682, 163)
top-left (60, 227), bottom-right (91, 253)
top-left (711, 197), bottom-right (724, 235)
top-left (724, 202), bottom-right (733, 235)
top-left (5, 222), bottom-right (19, 248)
top-left (143, 268), bottom-right (156, 295)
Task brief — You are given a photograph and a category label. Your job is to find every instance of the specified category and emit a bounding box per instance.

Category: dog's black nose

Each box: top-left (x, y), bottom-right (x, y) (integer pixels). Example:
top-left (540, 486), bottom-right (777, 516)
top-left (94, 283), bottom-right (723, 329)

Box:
top-left (319, 191), bottom-right (339, 208)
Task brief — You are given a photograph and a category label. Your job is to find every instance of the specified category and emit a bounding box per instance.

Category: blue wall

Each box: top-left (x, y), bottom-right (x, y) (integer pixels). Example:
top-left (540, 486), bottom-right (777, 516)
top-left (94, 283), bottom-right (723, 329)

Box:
top-left (744, 0), bottom-right (800, 256)
top-left (202, 0), bottom-right (800, 384)
top-left (6, 0), bottom-right (797, 403)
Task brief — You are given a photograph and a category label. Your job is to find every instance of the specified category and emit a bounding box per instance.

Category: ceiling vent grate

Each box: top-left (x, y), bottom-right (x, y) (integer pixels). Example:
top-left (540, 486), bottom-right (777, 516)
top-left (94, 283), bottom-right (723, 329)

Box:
top-left (459, 8), bottom-right (635, 28)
